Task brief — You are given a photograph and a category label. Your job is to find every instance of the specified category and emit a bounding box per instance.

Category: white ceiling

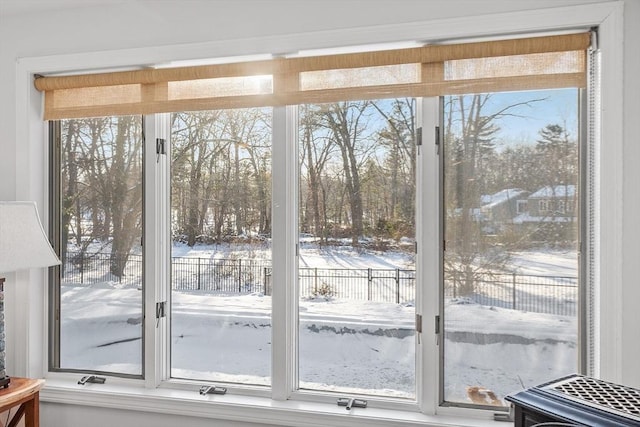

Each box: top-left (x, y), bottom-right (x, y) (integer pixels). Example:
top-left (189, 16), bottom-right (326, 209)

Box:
top-left (0, 0), bottom-right (129, 17)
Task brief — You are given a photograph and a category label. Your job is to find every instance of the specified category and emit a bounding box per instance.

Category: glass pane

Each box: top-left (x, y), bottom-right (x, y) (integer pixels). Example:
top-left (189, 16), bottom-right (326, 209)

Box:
top-left (59, 116), bottom-right (143, 375)
top-left (298, 100), bottom-right (416, 399)
top-left (442, 90), bottom-right (580, 406)
top-left (170, 108), bottom-right (272, 386)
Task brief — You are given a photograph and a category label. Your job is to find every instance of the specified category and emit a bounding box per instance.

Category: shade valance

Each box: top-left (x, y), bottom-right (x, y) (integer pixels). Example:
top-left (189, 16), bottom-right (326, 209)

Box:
top-left (34, 32), bottom-right (590, 120)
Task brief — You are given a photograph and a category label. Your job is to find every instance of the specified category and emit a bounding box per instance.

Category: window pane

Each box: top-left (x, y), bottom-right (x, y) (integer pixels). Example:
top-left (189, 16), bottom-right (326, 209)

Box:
top-left (170, 108), bottom-right (272, 386)
top-left (298, 100), bottom-right (416, 399)
top-left (58, 116), bottom-right (143, 375)
top-left (442, 90), bottom-right (580, 406)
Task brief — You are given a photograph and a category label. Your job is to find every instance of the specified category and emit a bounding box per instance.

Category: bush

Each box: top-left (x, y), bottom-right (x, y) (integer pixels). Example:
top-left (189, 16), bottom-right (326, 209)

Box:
top-left (311, 282), bottom-right (336, 299)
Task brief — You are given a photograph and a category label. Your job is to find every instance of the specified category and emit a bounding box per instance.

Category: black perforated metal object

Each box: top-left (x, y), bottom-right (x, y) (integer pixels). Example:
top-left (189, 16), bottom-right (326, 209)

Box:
top-left (506, 374), bottom-right (640, 426)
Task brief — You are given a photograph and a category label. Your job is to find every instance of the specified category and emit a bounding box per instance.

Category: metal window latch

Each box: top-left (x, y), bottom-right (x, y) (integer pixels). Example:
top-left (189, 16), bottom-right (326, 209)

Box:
top-left (156, 138), bottom-right (166, 163)
top-left (199, 385), bottom-right (227, 395)
top-left (156, 301), bottom-right (166, 319)
top-left (155, 301), bottom-right (166, 327)
top-left (156, 138), bottom-right (166, 155)
top-left (78, 375), bottom-right (106, 385)
top-left (337, 397), bottom-right (367, 410)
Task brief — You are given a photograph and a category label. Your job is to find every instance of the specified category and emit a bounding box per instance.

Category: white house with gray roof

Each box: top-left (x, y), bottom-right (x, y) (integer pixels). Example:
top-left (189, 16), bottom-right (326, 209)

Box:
top-left (513, 185), bottom-right (577, 224)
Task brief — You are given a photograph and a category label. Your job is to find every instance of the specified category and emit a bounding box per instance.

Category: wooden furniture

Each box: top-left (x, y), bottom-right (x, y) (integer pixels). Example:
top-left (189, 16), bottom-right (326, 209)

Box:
top-left (0, 277), bottom-right (8, 389)
top-left (0, 377), bottom-right (44, 427)
top-left (506, 374), bottom-right (640, 427)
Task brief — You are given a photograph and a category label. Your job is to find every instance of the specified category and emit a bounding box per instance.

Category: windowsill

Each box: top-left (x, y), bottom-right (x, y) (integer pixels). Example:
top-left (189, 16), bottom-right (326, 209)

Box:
top-left (40, 378), bottom-right (506, 427)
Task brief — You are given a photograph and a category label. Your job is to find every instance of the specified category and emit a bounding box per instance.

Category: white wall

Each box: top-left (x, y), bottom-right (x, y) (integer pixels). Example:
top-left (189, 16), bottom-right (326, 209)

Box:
top-left (620, 0), bottom-right (640, 390)
top-left (1, 1), bottom-right (639, 426)
top-left (40, 403), bottom-right (278, 427)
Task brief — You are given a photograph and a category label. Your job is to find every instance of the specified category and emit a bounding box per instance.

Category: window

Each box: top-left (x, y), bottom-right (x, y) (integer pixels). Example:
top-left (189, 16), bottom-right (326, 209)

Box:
top-left (517, 200), bottom-right (528, 214)
top-left (557, 200), bottom-right (566, 214)
top-left (297, 99), bottom-right (417, 398)
top-left (51, 116), bottom-right (144, 376)
top-left (45, 31), bottom-right (590, 413)
top-left (539, 199), bottom-right (550, 213)
top-left (442, 90), bottom-right (581, 407)
top-left (169, 108), bottom-right (273, 385)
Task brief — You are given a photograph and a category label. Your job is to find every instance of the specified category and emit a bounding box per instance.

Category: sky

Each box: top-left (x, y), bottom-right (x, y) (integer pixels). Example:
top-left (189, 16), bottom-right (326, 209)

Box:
top-left (477, 88), bottom-right (580, 148)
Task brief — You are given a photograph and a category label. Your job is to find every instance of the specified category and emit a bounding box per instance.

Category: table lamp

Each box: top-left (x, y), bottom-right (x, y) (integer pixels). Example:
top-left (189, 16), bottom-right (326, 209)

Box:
top-left (0, 201), bottom-right (61, 388)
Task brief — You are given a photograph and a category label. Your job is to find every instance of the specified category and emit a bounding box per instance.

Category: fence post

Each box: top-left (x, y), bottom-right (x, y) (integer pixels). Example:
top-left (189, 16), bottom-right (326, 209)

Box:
top-left (238, 259), bottom-right (242, 293)
top-left (367, 268), bottom-right (372, 301)
top-left (396, 269), bottom-right (400, 304)
top-left (80, 251), bottom-right (84, 284)
top-left (453, 270), bottom-right (457, 299)
top-left (263, 267), bottom-right (268, 295)
top-left (197, 258), bottom-right (201, 291)
top-left (512, 272), bottom-right (517, 310)
top-left (314, 268), bottom-right (318, 295)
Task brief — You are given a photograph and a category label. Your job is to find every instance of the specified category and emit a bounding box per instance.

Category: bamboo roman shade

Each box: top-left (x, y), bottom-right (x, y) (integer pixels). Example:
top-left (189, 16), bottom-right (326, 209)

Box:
top-left (34, 32), bottom-right (590, 120)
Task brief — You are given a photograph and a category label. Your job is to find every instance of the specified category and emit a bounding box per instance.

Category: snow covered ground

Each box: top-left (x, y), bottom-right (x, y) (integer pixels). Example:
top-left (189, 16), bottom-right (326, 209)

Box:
top-left (59, 244), bottom-right (578, 405)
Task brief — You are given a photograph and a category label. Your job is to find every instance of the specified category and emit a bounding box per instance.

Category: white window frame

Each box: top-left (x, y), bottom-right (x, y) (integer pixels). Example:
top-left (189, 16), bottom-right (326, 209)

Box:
top-left (11, 2), bottom-right (624, 426)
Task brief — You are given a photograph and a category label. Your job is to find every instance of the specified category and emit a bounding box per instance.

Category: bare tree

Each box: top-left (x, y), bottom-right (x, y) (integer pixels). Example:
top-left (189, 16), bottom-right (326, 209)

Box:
top-left (171, 108), bottom-right (272, 244)
top-left (372, 98), bottom-right (416, 233)
top-left (109, 116), bottom-right (143, 277)
top-left (171, 111), bottom-right (227, 246)
top-left (300, 104), bottom-right (334, 243)
top-left (321, 101), bottom-right (374, 246)
top-left (60, 117), bottom-right (142, 278)
top-left (444, 94), bottom-right (545, 295)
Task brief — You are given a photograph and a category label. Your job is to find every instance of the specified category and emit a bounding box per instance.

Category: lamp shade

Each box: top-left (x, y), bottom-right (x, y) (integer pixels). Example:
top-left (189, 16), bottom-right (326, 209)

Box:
top-left (0, 201), bottom-right (61, 273)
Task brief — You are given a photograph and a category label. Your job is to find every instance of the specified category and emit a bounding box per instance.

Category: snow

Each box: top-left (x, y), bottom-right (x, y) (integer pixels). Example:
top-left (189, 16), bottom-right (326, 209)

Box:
top-left (59, 244), bottom-right (578, 406)
top-left (528, 185), bottom-right (576, 198)
top-left (512, 213), bottom-right (576, 224)
top-left (480, 188), bottom-right (527, 209)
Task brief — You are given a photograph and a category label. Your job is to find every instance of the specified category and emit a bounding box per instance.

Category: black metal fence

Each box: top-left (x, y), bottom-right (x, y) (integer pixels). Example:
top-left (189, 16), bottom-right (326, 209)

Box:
top-left (62, 251), bottom-right (143, 286)
top-left (62, 251), bottom-right (577, 315)
top-left (444, 270), bottom-right (578, 316)
top-left (172, 257), bottom-right (270, 294)
top-left (299, 267), bottom-right (415, 303)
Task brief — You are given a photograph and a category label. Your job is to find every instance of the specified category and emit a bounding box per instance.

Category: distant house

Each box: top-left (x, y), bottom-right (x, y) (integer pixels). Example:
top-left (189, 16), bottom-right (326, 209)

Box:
top-left (471, 185), bottom-right (578, 239)
top-left (512, 185), bottom-right (578, 242)
top-left (477, 188), bottom-right (529, 233)
top-left (513, 185), bottom-right (577, 224)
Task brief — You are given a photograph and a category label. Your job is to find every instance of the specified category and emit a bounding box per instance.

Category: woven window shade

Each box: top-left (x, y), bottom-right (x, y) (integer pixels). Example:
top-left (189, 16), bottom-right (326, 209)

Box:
top-left (35, 32), bottom-right (589, 120)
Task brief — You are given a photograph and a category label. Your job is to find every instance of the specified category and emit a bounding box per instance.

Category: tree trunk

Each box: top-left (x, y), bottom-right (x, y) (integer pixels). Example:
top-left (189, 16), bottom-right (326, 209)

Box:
top-left (109, 116), bottom-right (141, 278)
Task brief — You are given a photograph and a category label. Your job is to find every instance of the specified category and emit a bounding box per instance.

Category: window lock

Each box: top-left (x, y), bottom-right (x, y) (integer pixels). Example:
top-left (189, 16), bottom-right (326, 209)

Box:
top-left (156, 138), bottom-right (166, 155)
top-left (337, 397), bottom-right (367, 410)
top-left (78, 375), bottom-right (106, 385)
top-left (199, 385), bottom-right (227, 395)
